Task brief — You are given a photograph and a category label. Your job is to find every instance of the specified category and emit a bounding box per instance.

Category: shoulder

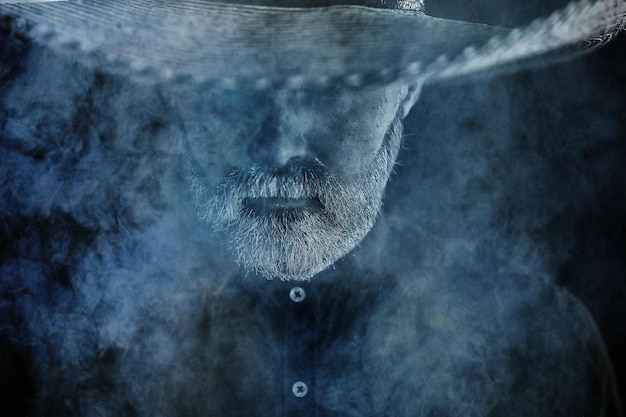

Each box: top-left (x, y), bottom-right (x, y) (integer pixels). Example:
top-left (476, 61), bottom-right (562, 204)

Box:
top-left (361, 267), bottom-right (609, 416)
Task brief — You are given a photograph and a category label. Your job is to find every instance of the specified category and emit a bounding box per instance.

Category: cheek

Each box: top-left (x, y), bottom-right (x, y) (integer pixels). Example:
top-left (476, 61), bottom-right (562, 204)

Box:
top-left (176, 89), bottom-right (265, 179)
top-left (321, 96), bottom-right (402, 179)
top-left (186, 119), bottom-right (236, 160)
top-left (184, 126), bottom-right (236, 184)
top-left (183, 109), bottom-right (263, 180)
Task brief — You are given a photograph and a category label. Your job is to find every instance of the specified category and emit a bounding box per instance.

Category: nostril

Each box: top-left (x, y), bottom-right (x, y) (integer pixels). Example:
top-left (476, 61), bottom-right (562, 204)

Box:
top-left (275, 138), bottom-right (308, 167)
top-left (248, 115), bottom-right (310, 168)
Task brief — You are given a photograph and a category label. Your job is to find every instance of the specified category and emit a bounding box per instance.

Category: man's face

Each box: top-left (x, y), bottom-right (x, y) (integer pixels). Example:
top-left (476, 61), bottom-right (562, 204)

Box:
top-left (174, 82), bottom-right (419, 280)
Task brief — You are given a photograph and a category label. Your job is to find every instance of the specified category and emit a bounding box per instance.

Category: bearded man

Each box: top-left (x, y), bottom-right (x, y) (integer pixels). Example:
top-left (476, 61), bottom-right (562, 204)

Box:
top-left (0, 0), bottom-right (625, 416)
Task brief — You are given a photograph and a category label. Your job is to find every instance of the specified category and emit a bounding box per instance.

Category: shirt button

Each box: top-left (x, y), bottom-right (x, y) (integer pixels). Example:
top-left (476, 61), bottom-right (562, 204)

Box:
top-left (289, 287), bottom-right (306, 303)
top-left (292, 381), bottom-right (308, 398)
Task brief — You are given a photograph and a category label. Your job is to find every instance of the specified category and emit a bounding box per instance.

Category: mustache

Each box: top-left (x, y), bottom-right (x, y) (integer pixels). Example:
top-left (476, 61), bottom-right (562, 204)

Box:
top-left (219, 158), bottom-right (335, 200)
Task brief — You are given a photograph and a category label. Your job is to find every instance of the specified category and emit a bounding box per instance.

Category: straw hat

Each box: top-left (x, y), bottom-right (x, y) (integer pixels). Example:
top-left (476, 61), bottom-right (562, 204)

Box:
top-left (1, 0), bottom-right (625, 88)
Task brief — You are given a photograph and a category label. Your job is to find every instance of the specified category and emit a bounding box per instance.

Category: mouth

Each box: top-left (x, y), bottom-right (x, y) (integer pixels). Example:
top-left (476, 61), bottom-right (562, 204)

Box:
top-left (243, 197), bottom-right (323, 216)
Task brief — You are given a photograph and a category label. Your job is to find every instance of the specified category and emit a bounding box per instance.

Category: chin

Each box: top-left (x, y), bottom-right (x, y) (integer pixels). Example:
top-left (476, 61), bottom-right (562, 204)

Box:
top-left (229, 201), bottom-right (381, 281)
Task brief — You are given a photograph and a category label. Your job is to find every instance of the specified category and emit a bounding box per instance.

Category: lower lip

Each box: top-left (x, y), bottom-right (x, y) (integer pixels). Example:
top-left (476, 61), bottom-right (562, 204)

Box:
top-left (243, 197), bottom-right (322, 214)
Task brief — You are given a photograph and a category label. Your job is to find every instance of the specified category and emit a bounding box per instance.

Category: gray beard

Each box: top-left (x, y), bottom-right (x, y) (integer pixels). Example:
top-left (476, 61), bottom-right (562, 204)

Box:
top-left (187, 119), bottom-right (402, 280)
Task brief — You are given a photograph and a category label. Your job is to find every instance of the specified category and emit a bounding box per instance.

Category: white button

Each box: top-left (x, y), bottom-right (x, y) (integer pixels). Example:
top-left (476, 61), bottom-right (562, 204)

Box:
top-left (289, 287), bottom-right (306, 302)
top-left (292, 381), bottom-right (308, 398)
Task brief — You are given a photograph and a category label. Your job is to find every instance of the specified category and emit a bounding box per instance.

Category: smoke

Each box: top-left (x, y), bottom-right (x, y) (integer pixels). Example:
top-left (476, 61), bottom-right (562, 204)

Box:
top-left (1, 9), bottom-right (625, 417)
top-left (382, 36), bottom-right (626, 414)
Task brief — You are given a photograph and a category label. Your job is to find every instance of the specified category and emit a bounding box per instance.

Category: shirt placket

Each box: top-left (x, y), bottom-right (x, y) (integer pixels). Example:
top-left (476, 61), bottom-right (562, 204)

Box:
top-left (281, 283), bottom-right (320, 417)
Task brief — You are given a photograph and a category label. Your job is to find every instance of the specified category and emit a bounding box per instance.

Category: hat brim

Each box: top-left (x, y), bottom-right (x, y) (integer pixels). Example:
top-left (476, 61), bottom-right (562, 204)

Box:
top-left (1, 0), bottom-right (624, 87)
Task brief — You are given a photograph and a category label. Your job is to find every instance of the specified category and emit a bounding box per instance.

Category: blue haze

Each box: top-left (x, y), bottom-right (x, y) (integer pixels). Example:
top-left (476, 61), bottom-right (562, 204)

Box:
top-left (1, 4), bottom-right (626, 417)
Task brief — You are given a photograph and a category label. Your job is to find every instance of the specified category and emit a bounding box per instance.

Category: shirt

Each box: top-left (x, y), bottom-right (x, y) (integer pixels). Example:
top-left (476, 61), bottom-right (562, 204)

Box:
top-left (0, 213), bottom-right (611, 417)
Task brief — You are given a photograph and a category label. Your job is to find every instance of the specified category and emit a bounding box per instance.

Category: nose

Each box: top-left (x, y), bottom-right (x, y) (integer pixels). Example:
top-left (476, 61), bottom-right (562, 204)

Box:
top-left (247, 111), bottom-right (310, 169)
